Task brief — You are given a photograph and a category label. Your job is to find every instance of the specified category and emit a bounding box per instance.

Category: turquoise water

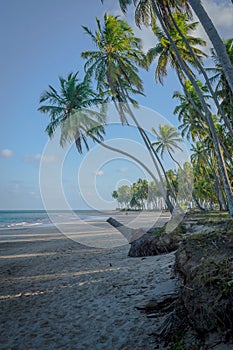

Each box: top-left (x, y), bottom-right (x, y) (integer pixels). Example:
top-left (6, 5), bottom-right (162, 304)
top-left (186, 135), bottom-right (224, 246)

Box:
top-left (0, 210), bottom-right (107, 229)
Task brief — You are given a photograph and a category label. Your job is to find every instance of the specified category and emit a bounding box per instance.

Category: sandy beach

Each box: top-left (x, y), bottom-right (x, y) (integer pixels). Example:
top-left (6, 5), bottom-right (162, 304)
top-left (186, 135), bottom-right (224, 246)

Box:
top-left (0, 212), bottom-right (177, 350)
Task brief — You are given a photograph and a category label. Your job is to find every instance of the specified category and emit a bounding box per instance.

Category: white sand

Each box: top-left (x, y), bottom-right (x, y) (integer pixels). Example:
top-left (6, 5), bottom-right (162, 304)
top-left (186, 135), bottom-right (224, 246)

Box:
top-left (0, 214), bottom-right (177, 350)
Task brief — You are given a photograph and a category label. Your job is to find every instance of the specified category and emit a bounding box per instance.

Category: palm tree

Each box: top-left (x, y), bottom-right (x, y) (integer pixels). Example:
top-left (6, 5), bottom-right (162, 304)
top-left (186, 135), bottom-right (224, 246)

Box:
top-left (151, 124), bottom-right (184, 167)
top-left (38, 72), bottom-right (105, 153)
top-left (173, 80), bottom-right (210, 142)
top-left (147, 12), bottom-right (207, 84)
top-left (112, 190), bottom-right (120, 208)
top-left (117, 185), bottom-right (132, 209)
top-left (173, 81), bottom-right (233, 169)
top-left (38, 72), bottom-right (173, 202)
top-left (82, 13), bottom-right (175, 213)
top-left (148, 181), bottom-right (161, 209)
top-left (174, 83), bottom-right (231, 211)
top-left (82, 13), bottom-right (145, 119)
top-left (141, 3), bottom-right (233, 216)
top-left (209, 39), bottom-right (233, 132)
top-left (147, 6), bottom-right (233, 217)
top-left (115, 0), bottom-right (233, 140)
top-left (152, 124), bottom-right (211, 211)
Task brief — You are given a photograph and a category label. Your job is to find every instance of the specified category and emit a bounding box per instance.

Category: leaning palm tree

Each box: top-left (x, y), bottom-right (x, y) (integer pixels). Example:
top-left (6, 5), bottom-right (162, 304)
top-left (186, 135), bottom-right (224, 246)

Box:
top-left (82, 13), bottom-right (176, 213)
top-left (82, 13), bottom-right (145, 120)
top-left (39, 71), bottom-right (168, 189)
top-left (173, 80), bottom-right (210, 142)
top-left (147, 12), bottom-right (207, 84)
top-left (38, 72), bottom-right (105, 153)
top-left (173, 80), bottom-right (233, 169)
top-left (209, 39), bottom-right (233, 132)
top-left (39, 70), bottom-right (176, 216)
top-left (151, 124), bottom-right (186, 201)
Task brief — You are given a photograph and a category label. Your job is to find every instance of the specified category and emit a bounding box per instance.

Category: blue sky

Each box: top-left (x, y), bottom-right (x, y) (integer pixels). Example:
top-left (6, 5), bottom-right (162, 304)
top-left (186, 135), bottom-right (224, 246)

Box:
top-left (0, 0), bottom-right (232, 210)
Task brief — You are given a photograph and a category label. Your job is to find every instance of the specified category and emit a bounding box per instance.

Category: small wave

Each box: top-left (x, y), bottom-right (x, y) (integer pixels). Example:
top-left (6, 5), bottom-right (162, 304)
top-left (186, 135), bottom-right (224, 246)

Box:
top-left (0, 221), bottom-right (43, 230)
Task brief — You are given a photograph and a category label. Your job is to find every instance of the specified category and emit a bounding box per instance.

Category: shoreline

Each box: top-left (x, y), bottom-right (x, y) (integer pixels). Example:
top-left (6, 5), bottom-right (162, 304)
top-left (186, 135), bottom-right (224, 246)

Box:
top-left (0, 210), bottom-right (170, 230)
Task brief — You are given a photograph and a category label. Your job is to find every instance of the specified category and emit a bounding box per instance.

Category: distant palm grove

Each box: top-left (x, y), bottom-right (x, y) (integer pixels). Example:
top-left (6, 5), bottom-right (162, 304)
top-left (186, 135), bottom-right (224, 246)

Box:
top-left (39, 1), bottom-right (233, 216)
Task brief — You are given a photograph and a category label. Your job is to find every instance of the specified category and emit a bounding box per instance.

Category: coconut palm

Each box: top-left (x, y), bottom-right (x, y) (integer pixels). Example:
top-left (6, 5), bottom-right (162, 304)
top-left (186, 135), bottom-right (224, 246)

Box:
top-left (82, 13), bottom-right (145, 121)
top-left (38, 72), bottom-right (105, 153)
top-left (147, 12), bottom-right (207, 84)
top-left (148, 181), bottom-right (161, 209)
top-left (151, 124), bottom-right (183, 166)
top-left (209, 39), bottom-right (233, 130)
top-left (173, 80), bottom-right (210, 142)
top-left (173, 81), bottom-right (233, 169)
top-left (82, 13), bottom-right (176, 213)
top-left (146, 6), bottom-right (233, 217)
top-left (152, 124), bottom-right (210, 211)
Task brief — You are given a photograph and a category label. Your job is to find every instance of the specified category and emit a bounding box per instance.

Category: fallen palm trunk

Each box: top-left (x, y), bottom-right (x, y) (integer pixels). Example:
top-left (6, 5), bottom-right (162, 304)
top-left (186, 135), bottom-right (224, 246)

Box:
top-left (106, 217), bottom-right (146, 244)
top-left (106, 217), bottom-right (184, 257)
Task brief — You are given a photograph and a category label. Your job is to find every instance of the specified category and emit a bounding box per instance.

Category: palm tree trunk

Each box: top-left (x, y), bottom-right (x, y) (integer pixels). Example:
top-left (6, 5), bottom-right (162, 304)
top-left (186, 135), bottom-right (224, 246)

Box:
top-left (205, 151), bottom-right (228, 211)
top-left (134, 124), bottom-right (175, 213)
top-left (188, 0), bottom-right (233, 95)
top-left (215, 169), bottom-right (228, 211)
top-left (119, 85), bottom-right (178, 203)
top-left (115, 84), bottom-right (178, 212)
top-left (151, 0), bottom-right (233, 217)
top-left (191, 190), bottom-right (205, 211)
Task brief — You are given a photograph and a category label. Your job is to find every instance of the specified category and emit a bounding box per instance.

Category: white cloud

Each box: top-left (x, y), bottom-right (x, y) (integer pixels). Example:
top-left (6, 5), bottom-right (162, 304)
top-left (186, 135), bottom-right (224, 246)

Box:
top-left (94, 170), bottom-right (104, 176)
top-left (24, 153), bottom-right (56, 163)
top-left (0, 149), bottom-right (13, 158)
top-left (202, 0), bottom-right (233, 35)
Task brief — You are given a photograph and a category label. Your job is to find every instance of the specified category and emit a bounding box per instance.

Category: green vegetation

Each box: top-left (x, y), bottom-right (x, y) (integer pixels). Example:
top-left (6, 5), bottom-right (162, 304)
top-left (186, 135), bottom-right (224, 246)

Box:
top-left (112, 171), bottom-right (192, 211)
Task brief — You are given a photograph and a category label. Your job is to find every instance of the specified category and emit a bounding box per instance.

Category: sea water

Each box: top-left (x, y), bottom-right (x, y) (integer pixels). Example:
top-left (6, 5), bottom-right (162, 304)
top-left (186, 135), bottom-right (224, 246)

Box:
top-left (0, 210), bottom-right (109, 230)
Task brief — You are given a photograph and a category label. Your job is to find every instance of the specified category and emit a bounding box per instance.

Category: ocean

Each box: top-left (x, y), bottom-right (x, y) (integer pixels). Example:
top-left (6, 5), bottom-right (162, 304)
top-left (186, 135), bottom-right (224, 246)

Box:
top-left (0, 210), bottom-right (109, 230)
